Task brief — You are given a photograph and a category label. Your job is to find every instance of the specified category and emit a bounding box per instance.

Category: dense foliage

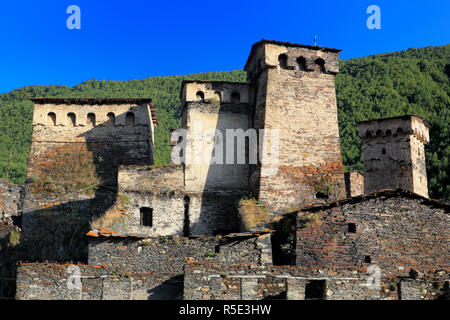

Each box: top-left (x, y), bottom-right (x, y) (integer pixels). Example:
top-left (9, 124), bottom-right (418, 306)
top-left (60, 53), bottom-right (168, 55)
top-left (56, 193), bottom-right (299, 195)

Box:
top-left (336, 45), bottom-right (449, 199)
top-left (0, 45), bottom-right (448, 199)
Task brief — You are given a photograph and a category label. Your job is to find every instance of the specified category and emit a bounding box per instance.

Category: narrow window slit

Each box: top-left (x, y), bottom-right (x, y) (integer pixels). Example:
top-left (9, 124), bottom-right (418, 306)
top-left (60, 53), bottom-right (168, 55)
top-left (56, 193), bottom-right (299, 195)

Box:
top-left (140, 207), bottom-right (153, 227)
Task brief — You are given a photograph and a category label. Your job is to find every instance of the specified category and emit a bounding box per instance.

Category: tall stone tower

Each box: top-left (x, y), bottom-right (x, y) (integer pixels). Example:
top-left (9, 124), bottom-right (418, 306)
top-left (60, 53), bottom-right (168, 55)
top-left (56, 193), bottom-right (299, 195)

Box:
top-left (358, 115), bottom-right (430, 198)
top-left (244, 40), bottom-right (346, 212)
top-left (177, 80), bottom-right (253, 234)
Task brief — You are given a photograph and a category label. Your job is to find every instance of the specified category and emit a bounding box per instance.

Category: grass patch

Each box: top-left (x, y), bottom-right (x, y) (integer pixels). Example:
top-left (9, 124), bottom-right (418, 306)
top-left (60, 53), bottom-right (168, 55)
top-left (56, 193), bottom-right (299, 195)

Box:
top-left (8, 230), bottom-right (21, 246)
top-left (297, 211), bottom-right (320, 228)
top-left (238, 197), bottom-right (270, 231)
top-left (90, 208), bottom-right (126, 230)
top-left (31, 150), bottom-right (101, 195)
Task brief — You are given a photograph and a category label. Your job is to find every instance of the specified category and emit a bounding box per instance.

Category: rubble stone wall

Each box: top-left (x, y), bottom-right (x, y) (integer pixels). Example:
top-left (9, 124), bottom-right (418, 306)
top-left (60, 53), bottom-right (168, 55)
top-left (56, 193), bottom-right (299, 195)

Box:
top-left (87, 234), bottom-right (272, 274)
top-left (294, 193), bottom-right (449, 276)
top-left (183, 264), bottom-right (448, 300)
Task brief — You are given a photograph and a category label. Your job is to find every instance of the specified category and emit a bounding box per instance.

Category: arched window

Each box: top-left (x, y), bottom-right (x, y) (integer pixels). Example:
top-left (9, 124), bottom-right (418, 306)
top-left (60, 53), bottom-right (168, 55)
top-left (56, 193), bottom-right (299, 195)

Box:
top-left (213, 91), bottom-right (222, 103)
top-left (87, 113), bottom-right (96, 127)
top-left (385, 129), bottom-right (392, 136)
top-left (365, 131), bottom-right (372, 139)
top-left (107, 112), bottom-right (115, 126)
top-left (231, 92), bottom-right (240, 104)
top-left (196, 91), bottom-right (204, 101)
top-left (376, 129), bottom-right (383, 137)
top-left (67, 113), bottom-right (76, 126)
top-left (315, 58), bottom-right (325, 72)
top-left (47, 112), bottom-right (56, 126)
top-left (126, 112), bottom-right (135, 126)
top-left (278, 54), bottom-right (288, 69)
top-left (297, 56), bottom-right (307, 71)
top-left (396, 128), bottom-right (404, 135)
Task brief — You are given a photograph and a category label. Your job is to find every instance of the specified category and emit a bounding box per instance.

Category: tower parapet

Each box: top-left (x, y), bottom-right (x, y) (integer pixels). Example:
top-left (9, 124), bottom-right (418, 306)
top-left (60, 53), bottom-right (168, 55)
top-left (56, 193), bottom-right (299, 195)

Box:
top-left (180, 80), bottom-right (252, 112)
top-left (244, 39), bottom-right (340, 82)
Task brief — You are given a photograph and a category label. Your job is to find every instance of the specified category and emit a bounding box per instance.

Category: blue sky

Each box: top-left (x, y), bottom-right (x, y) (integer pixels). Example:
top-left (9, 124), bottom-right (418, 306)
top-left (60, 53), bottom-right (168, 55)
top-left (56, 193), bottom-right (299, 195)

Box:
top-left (0, 0), bottom-right (448, 94)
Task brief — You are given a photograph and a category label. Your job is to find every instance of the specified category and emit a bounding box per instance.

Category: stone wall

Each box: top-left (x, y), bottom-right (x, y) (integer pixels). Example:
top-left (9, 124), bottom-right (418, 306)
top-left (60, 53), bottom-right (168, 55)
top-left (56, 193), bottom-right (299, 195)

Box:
top-left (15, 262), bottom-right (448, 300)
top-left (116, 165), bottom-right (244, 236)
top-left (118, 165), bottom-right (184, 193)
top-left (0, 222), bottom-right (19, 300)
top-left (245, 40), bottom-right (346, 214)
top-left (292, 191), bottom-right (449, 276)
top-left (181, 90), bottom-right (253, 194)
top-left (183, 263), bottom-right (449, 300)
top-left (344, 171), bottom-right (364, 197)
top-left (0, 181), bottom-right (23, 222)
top-left (26, 101), bottom-right (155, 188)
top-left (188, 191), bottom-right (243, 235)
top-left (0, 181), bottom-right (22, 299)
top-left (15, 263), bottom-right (183, 300)
top-left (116, 165), bottom-right (185, 236)
top-left (15, 234), bottom-right (272, 300)
top-left (87, 234), bottom-right (272, 274)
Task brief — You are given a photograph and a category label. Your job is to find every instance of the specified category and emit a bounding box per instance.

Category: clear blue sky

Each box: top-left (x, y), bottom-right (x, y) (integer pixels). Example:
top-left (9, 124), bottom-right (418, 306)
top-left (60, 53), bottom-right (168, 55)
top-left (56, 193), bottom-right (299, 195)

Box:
top-left (0, 0), bottom-right (449, 94)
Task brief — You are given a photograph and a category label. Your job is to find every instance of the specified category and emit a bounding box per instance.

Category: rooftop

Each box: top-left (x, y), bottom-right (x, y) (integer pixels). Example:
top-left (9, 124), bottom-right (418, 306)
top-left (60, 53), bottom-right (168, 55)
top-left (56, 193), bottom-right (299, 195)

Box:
top-left (86, 227), bottom-right (272, 240)
top-left (180, 80), bottom-right (247, 86)
top-left (288, 188), bottom-right (449, 214)
top-left (357, 114), bottom-right (431, 128)
top-left (29, 97), bottom-right (153, 105)
top-left (244, 39), bottom-right (342, 70)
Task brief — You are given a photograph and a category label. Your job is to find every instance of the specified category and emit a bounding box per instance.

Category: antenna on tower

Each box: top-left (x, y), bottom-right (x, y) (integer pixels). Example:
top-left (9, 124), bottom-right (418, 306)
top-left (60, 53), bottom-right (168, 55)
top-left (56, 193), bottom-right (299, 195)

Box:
top-left (314, 35), bottom-right (317, 46)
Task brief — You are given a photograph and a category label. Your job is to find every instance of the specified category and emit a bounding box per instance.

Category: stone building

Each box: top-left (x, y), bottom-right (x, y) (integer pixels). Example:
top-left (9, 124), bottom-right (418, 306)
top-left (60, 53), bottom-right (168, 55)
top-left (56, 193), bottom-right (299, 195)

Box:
top-left (19, 98), bottom-right (157, 261)
top-left (358, 115), bottom-right (430, 198)
top-left (8, 40), bottom-right (449, 300)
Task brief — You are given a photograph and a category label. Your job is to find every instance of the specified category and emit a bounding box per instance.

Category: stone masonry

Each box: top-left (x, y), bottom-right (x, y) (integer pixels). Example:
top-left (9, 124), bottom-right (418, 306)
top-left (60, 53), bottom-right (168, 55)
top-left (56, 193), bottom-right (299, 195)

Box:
top-left (344, 171), bottom-right (364, 198)
top-left (183, 264), bottom-right (449, 300)
top-left (291, 190), bottom-right (448, 275)
top-left (9, 40), bottom-right (449, 301)
top-left (358, 115), bottom-right (430, 198)
top-left (21, 98), bottom-right (157, 261)
top-left (244, 40), bottom-right (346, 214)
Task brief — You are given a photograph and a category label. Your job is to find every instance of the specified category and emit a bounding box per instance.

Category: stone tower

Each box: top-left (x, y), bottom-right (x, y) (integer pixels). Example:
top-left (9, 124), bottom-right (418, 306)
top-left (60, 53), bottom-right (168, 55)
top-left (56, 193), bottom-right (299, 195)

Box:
top-left (177, 80), bottom-right (253, 234)
top-left (22, 98), bottom-right (157, 259)
top-left (357, 115), bottom-right (430, 198)
top-left (244, 40), bottom-right (346, 212)
top-left (179, 80), bottom-right (253, 193)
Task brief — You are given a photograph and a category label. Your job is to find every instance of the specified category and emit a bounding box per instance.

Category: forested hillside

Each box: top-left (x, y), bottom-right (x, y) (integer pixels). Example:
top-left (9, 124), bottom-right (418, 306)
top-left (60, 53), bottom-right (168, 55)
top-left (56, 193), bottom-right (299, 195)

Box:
top-left (0, 45), bottom-right (448, 199)
top-left (336, 45), bottom-right (449, 199)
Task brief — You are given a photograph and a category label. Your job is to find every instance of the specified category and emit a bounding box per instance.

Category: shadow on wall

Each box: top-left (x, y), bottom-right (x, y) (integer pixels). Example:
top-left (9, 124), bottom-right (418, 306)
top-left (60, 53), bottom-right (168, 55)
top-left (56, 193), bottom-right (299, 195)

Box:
top-left (147, 275), bottom-right (184, 300)
top-left (189, 91), bottom-right (253, 235)
top-left (21, 108), bottom-right (153, 263)
top-left (0, 230), bottom-right (18, 299)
